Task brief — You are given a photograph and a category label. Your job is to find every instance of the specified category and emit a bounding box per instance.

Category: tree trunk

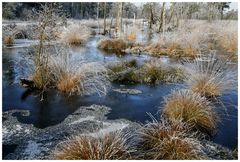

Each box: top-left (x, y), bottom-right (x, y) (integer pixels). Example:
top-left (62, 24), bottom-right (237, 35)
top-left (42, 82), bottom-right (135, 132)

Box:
top-left (149, 3), bottom-right (153, 30)
top-left (168, 2), bottom-right (175, 25)
top-left (162, 2), bottom-right (166, 34)
top-left (116, 2), bottom-right (123, 37)
top-left (97, 2), bottom-right (100, 34)
top-left (158, 2), bottom-right (165, 33)
top-left (103, 2), bottom-right (107, 35)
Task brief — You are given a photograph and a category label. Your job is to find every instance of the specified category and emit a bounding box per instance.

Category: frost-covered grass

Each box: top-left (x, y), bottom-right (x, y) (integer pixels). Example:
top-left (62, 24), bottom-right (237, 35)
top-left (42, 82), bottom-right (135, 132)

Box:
top-left (163, 89), bottom-right (218, 134)
top-left (97, 38), bottom-right (128, 54)
top-left (184, 54), bottom-right (237, 98)
top-left (18, 45), bottom-right (110, 96)
top-left (139, 117), bottom-right (206, 160)
top-left (51, 131), bottom-right (131, 160)
top-left (60, 24), bottom-right (91, 45)
top-left (48, 50), bottom-right (110, 96)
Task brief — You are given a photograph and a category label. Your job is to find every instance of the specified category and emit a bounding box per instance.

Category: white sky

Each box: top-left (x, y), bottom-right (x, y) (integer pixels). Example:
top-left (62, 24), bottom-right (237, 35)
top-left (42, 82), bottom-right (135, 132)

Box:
top-left (134, 2), bottom-right (238, 11)
top-left (229, 2), bottom-right (238, 11)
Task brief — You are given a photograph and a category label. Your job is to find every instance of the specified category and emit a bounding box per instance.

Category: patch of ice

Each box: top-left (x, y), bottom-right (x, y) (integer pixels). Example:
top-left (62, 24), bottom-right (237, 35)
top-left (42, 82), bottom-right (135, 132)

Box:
top-left (88, 121), bottom-right (129, 137)
top-left (113, 88), bottom-right (142, 95)
top-left (24, 141), bottom-right (41, 159)
top-left (2, 127), bottom-right (13, 141)
top-left (16, 125), bottom-right (22, 131)
top-left (70, 116), bottom-right (95, 125)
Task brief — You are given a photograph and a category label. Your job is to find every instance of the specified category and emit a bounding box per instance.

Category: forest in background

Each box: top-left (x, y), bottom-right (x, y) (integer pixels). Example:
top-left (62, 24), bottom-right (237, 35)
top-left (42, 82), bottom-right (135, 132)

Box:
top-left (3, 2), bottom-right (238, 21)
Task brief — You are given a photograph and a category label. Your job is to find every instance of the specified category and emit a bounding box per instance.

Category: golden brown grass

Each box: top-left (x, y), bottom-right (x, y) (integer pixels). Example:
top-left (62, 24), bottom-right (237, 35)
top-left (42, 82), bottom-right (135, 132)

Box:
top-left (184, 54), bottom-right (237, 98)
top-left (139, 118), bottom-right (206, 160)
top-left (3, 35), bottom-right (14, 46)
top-left (51, 131), bottom-right (131, 160)
top-left (127, 32), bottom-right (137, 42)
top-left (49, 54), bottom-right (110, 96)
top-left (97, 38), bottom-right (128, 54)
top-left (61, 24), bottom-right (91, 45)
top-left (163, 89), bottom-right (218, 133)
top-left (30, 67), bottom-right (52, 90)
top-left (218, 33), bottom-right (237, 54)
top-left (191, 74), bottom-right (222, 97)
top-left (56, 73), bottom-right (81, 94)
top-left (144, 42), bottom-right (196, 58)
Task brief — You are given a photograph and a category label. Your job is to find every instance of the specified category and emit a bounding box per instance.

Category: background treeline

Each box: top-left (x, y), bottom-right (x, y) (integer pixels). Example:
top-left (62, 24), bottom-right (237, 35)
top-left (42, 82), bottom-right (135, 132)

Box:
top-left (2, 2), bottom-right (238, 21)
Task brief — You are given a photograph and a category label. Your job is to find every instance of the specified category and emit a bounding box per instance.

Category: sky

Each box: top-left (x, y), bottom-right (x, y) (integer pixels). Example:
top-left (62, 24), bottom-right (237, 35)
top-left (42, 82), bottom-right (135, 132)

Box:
top-left (229, 2), bottom-right (238, 11)
top-left (134, 2), bottom-right (238, 11)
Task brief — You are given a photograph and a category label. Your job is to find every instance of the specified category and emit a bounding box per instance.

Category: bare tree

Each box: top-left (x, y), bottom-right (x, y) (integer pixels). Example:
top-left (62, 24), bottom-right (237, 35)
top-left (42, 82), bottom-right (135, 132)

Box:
top-left (31, 3), bottom-right (66, 99)
top-left (116, 2), bottom-right (123, 37)
top-left (103, 2), bottom-right (107, 35)
top-left (96, 2), bottom-right (100, 34)
top-left (158, 2), bottom-right (166, 33)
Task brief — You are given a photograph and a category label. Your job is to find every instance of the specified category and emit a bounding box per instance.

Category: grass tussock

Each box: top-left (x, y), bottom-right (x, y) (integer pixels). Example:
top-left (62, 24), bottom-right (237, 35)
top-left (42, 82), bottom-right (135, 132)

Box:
top-left (139, 118), bottom-right (206, 160)
top-left (108, 59), bottom-right (140, 83)
top-left (51, 131), bottom-right (131, 160)
top-left (145, 42), bottom-right (196, 58)
top-left (97, 38), bottom-right (128, 54)
top-left (3, 35), bottom-right (15, 46)
top-left (163, 89), bottom-right (218, 133)
top-left (219, 33), bottom-right (237, 54)
top-left (30, 68), bottom-right (52, 89)
top-left (50, 54), bottom-right (110, 96)
top-left (61, 24), bottom-right (91, 45)
top-left (184, 54), bottom-right (237, 97)
top-left (21, 45), bottom-right (110, 96)
top-left (108, 59), bottom-right (185, 84)
top-left (127, 32), bottom-right (137, 42)
top-left (56, 73), bottom-right (81, 94)
top-left (141, 60), bottom-right (185, 84)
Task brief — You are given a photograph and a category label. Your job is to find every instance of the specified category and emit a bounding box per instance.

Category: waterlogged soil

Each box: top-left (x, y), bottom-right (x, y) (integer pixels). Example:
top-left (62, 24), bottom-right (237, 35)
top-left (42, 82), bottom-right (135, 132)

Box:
top-left (2, 37), bottom-right (238, 159)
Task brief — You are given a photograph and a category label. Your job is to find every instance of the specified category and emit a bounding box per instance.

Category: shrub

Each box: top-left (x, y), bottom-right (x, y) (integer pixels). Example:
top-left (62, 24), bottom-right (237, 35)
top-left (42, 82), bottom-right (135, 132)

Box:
top-left (61, 24), bottom-right (91, 45)
top-left (97, 38), bottom-right (128, 54)
top-left (184, 54), bottom-right (237, 97)
top-left (51, 131), bottom-right (131, 160)
top-left (163, 89), bottom-right (218, 134)
top-left (139, 118), bottom-right (206, 160)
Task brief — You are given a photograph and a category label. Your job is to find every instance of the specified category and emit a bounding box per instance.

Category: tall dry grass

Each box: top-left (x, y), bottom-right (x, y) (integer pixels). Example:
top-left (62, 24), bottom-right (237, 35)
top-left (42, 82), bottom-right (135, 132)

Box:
top-left (48, 49), bottom-right (110, 96)
top-left (97, 38), bottom-right (128, 54)
top-left (145, 20), bottom-right (237, 58)
top-left (139, 117), bottom-right (206, 160)
top-left (163, 89), bottom-right (218, 133)
top-left (51, 131), bottom-right (131, 160)
top-left (18, 45), bottom-right (110, 96)
top-left (184, 54), bottom-right (237, 97)
top-left (61, 24), bottom-right (91, 45)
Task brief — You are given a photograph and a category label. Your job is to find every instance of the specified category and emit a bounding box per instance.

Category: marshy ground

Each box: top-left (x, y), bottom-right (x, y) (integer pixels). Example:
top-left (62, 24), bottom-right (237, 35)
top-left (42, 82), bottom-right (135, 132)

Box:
top-left (2, 2), bottom-right (238, 160)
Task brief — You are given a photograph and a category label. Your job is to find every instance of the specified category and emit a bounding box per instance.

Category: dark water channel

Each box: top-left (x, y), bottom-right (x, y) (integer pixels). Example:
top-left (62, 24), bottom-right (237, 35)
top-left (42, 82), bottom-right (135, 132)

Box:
top-left (2, 37), bottom-right (238, 150)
